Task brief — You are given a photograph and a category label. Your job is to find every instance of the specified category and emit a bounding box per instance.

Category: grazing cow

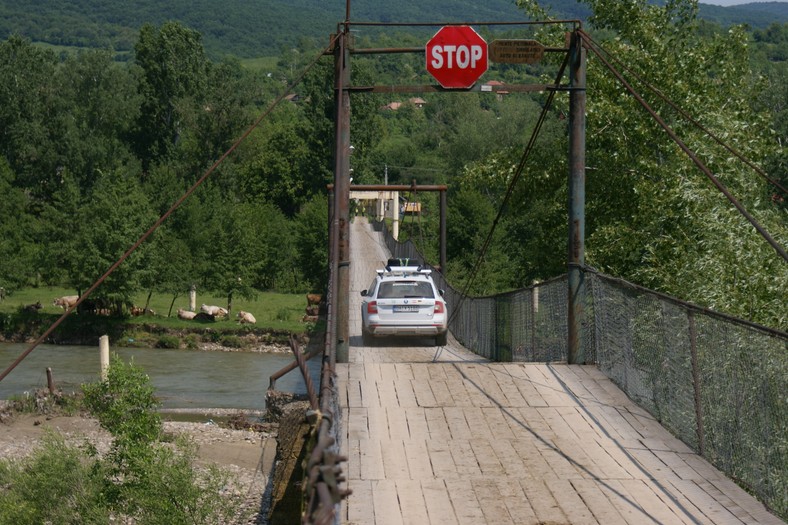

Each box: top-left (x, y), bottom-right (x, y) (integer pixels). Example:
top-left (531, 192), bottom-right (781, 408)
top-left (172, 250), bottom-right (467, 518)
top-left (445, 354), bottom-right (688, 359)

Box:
top-left (53, 295), bottom-right (79, 310)
top-left (200, 304), bottom-right (228, 317)
top-left (177, 308), bottom-right (196, 320)
top-left (23, 301), bottom-right (42, 313)
top-left (237, 310), bottom-right (256, 324)
top-left (131, 306), bottom-right (156, 316)
top-left (306, 293), bottom-right (322, 306)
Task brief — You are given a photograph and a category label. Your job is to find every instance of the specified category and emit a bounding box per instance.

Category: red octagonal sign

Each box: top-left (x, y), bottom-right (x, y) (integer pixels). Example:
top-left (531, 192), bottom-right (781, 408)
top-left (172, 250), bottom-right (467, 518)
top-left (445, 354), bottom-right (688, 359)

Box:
top-left (426, 25), bottom-right (488, 89)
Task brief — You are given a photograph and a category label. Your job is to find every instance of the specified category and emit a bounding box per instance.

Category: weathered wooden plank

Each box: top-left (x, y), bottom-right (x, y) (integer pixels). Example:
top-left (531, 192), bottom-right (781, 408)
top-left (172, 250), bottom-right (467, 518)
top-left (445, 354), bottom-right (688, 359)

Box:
top-left (546, 478), bottom-right (598, 524)
top-left (358, 436), bottom-right (386, 480)
top-left (474, 478), bottom-right (516, 524)
top-left (495, 478), bottom-right (539, 524)
top-left (422, 478), bottom-right (458, 525)
top-left (347, 407), bottom-right (369, 441)
top-left (482, 407), bottom-right (518, 441)
top-left (371, 479), bottom-right (404, 525)
top-left (424, 407), bottom-right (452, 440)
top-left (403, 439), bottom-right (434, 479)
top-left (445, 478), bottom-right (486, 525)
top-left (380, 439), bottom-right (410, 479)
top-left (346, 479), bottom-right (376, 524)
top-left (469, 439), bottom-right (506, 476)
top-left (708, 477), bottom-right (785, 525)
top-left (427, 379), bottom-right (454, 406)
top-left (396, 479), bottom-right (430, 525)
top-left (394, 377), bottom-right (419, 408)
top-left (412, 376), bottom-right (438, 407)
top-left (426, 439), bottom-right (457, 479)
top-left (488, 438), bottom-right (528, 478)
top-left (346, 379), bottom-right (364, 409)
top-left (507, 364), bottom-right (548, 407)
top-left (385, 407), bottom-right (410, 441)
top-left (521, 478), bottom-right (570, 524)
top-left (449, 440), bottom-right (483, 477)
top-left (571, 478), bottom-right (629, 525)
top-left (491, 364), bottom-right (530, 407)
top-left (404, 407), bottom-right (429, 439)
top-left (376, 378), bottom-right (399, 409)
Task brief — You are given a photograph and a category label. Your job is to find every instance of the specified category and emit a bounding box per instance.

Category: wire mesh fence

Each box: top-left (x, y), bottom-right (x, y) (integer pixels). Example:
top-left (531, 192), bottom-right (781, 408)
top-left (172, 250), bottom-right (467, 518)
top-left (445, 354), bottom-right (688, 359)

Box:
top-left (373, 219), bottom-right (788, 520)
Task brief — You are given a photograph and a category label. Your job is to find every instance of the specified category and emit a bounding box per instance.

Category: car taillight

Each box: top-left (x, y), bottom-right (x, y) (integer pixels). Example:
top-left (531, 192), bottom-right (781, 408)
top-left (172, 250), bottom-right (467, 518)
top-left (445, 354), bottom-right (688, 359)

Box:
top-left (367, 301), bottom-right (378, 314)
top-left (434, 301), bottom-right (445, 314)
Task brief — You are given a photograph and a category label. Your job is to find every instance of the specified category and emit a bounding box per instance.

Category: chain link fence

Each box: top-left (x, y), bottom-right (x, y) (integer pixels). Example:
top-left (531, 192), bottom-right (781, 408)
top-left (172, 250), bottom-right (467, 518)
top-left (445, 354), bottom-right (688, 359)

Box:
top-left (373, 219), bottom-right (788, 520)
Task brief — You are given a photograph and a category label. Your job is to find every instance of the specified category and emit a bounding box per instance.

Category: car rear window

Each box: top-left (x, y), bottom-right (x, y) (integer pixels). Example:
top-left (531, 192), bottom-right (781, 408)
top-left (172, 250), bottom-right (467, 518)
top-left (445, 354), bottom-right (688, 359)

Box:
top-left (378, 281), bottom-right (434, 299)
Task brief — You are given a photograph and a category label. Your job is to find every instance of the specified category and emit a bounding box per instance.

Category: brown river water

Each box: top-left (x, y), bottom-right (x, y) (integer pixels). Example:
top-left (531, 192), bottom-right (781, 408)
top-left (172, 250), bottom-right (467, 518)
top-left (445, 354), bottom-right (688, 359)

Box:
top-left (0, 343), bottom-right (320, 412)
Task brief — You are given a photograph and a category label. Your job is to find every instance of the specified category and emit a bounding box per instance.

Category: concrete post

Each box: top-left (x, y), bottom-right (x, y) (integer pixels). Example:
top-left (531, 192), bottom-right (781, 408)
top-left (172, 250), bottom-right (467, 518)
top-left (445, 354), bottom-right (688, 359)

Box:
top-left (99, 335), bottom-right (110, 381)
top-left (189, 285), bottom-right (196, 312)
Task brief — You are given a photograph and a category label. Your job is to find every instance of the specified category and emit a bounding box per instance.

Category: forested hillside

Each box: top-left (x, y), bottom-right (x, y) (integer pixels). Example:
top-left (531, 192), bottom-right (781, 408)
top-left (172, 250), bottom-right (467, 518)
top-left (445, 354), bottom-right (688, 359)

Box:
top-left (0, 0), bottom-right (785, 59)
top-left (0, 0), bottom-right (785, 330)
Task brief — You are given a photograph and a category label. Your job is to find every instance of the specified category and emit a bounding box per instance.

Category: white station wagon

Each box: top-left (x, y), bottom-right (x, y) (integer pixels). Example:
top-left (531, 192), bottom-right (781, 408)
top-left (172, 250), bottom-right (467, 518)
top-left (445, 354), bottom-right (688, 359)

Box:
top-left (360, 259), bottom-right (448, 346)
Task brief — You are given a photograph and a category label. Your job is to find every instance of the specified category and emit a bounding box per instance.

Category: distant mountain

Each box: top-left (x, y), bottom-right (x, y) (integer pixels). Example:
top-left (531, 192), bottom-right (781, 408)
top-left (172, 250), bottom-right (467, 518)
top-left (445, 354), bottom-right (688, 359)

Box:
top-left (0, 0), bottom-right (785, 59)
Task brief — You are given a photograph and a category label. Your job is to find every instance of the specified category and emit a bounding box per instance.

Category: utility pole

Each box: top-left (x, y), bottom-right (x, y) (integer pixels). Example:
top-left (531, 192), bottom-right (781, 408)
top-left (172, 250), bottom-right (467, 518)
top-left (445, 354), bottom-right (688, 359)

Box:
top-left (568, 29), bottom-right (586, 364)
top-left (333, 18), bottom-right (351, 363)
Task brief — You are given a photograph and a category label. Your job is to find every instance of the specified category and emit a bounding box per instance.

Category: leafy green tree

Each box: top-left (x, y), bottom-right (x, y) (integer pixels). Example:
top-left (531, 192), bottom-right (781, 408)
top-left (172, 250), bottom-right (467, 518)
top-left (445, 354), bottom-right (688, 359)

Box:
top-left (0, 36), bottom-right (60, 199)
top-left (50, 50), bottom-right (140, 192)
top-left (46, 169), bottom-right (159, 311)
top-left (0, 158), bottom-right (39, 294)
top-left (132, 21), bottom-right (208, 170)
top-left (294, 193), bottom-right (329, 293)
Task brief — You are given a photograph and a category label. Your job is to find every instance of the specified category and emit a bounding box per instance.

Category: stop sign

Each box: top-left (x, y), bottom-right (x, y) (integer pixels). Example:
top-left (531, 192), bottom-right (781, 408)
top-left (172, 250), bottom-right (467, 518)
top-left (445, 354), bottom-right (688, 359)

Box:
top-left (426, 25), bottom-right (488, 89)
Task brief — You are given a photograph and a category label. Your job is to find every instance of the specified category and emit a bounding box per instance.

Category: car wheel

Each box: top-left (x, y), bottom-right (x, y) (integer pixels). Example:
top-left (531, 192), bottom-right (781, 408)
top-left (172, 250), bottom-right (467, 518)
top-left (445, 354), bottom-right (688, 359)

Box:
top-left (436, 332), bottom-right (447, 346)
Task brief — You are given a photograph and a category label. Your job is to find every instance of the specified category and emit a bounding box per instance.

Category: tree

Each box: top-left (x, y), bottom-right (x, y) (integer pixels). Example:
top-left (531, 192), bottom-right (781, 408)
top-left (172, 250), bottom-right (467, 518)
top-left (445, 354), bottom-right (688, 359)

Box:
top-left (132, 21), bottom-right (208, 170)
top-left (51, 169), bottom-right (158, 312)
top-left (0, 158), bottom-right (39, 294)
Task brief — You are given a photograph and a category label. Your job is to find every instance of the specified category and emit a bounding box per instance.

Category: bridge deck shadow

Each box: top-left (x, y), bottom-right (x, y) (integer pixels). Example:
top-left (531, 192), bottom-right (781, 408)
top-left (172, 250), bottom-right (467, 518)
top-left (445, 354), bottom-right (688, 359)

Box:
top-left (338, 218), bottom-right (784, 525)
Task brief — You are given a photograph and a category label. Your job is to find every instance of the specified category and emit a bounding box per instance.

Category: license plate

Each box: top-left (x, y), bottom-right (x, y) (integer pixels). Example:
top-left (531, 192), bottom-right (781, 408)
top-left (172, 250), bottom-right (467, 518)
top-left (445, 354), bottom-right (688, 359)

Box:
top-left (394, 305), bottom-right (419, 312)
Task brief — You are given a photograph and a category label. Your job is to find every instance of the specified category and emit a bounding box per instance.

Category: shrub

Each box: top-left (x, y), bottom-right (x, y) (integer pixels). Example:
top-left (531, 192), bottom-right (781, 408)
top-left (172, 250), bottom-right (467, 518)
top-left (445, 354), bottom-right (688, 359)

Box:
top-left (219, 334), bottom-right (243, 348)
top-left (0, 431), bottom-right (110, 525)
top-left (154, 334), bottom-right (180, 349)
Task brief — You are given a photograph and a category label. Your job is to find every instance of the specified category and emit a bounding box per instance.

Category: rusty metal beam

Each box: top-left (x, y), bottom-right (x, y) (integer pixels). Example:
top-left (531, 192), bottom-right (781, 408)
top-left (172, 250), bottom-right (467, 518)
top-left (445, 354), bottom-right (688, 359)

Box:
top-left (347, 83), bottom-right (552, 94)
top-left (567, 30), bottom-right (586, 365)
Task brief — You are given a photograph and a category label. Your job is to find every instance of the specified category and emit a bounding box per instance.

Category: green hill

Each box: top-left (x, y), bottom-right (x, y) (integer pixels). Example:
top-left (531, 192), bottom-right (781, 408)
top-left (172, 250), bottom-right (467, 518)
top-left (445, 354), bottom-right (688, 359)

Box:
top-left (0, 0), bottom-right (785, 59)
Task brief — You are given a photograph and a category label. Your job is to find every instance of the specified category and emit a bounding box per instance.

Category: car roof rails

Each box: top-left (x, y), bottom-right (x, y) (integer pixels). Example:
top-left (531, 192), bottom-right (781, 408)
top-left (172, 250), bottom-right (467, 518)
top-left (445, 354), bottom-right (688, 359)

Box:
top-left (385, 257), bottom-right (422, 272)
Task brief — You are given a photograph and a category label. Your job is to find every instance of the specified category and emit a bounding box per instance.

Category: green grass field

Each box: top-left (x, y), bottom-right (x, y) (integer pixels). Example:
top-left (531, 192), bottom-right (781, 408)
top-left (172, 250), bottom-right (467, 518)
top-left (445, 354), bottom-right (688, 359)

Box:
top-left (0, 286), bottom-right (314, 335)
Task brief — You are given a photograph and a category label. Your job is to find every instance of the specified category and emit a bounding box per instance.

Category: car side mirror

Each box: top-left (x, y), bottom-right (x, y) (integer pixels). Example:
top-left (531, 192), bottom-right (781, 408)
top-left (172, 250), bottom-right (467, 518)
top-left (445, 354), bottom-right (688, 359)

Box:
top-left (439, 289), bottom-right (445, 296)
top-left (360, 290), bottom-right (368, 297)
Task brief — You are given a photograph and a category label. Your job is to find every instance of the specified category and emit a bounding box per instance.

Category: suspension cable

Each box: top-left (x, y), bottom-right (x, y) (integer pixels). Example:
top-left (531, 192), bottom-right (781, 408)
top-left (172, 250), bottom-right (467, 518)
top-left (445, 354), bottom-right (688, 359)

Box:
top-left (579, 30), bottom-right (787, 197)
top-left (448, 52), bottom-right (571, 325)
top-left (579, 30), bottom-right (787, 263)
top-left (0, 34), bottom-right (340, 384)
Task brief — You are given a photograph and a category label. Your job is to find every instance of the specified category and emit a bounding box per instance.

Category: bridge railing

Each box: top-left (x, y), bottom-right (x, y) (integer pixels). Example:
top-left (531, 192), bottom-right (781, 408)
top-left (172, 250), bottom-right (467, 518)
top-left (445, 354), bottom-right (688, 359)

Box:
top-left (373, 219), bottom-right (788, 520)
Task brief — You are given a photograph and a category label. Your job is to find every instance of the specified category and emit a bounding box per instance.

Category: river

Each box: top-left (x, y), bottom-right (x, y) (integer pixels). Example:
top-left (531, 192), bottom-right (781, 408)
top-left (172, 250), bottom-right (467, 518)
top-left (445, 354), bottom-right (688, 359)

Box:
top-left (0, 343), bottom-right (322, 412)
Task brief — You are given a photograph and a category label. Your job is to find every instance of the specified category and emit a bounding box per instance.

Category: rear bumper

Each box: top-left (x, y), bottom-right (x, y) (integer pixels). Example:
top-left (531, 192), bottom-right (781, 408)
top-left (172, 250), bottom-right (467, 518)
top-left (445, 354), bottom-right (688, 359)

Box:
top-left (365, 324), bottom-right (447, 337)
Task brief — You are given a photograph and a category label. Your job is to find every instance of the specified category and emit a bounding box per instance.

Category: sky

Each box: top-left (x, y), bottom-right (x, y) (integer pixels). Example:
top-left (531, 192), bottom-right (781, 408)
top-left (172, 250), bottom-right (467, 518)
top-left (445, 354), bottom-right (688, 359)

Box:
top-left (700, 0), bottom-right (783, 5)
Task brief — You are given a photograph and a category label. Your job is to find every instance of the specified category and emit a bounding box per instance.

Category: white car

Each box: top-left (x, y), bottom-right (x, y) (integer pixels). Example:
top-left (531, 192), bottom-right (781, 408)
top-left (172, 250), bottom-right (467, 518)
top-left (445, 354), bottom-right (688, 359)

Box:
top-left (360, 259), bottom-right (448, 346)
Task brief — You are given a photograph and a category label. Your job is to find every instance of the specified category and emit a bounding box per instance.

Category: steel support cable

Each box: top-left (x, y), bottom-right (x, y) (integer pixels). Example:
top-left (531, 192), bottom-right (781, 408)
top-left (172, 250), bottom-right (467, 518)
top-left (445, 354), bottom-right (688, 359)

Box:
top-left (447, 53), bottom-right (571, 326)
top-left (579, 32), bottom-right (788, 263)
top-left (0, 34), bottom-right (341, 384)
top-left (578, 30), bottom-right (787, 197)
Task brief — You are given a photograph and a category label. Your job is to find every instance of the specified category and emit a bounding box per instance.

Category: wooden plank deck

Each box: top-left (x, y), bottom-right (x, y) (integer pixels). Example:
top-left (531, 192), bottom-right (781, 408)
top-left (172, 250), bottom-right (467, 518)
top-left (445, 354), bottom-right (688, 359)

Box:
top-left (339, 219), bottom-right (784, 525)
